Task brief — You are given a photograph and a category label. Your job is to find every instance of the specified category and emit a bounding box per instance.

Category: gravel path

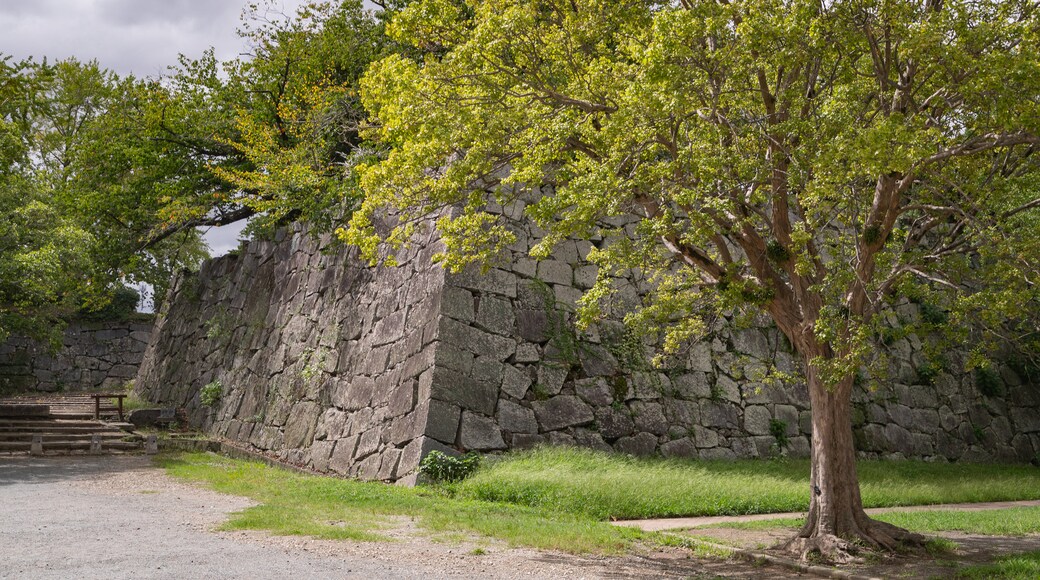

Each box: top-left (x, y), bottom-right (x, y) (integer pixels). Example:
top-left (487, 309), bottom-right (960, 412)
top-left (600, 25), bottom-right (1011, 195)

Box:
top-left (0, 456), bottom-right (783, 579)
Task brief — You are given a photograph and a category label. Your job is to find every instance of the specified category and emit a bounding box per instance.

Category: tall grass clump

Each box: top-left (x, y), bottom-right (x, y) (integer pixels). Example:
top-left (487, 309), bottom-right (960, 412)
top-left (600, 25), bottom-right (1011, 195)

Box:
top-left (454, 447), bottom-right (1040, 520)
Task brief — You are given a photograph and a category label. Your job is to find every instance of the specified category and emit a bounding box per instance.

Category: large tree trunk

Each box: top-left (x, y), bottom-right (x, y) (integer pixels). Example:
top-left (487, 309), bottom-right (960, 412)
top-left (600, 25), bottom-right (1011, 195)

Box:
top-left (778, 356), bottom-right (925, 563)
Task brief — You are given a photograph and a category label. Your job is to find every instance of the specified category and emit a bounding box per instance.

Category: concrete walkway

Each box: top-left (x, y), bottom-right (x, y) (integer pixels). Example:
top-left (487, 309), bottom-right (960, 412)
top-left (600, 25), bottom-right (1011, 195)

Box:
top-left (614, 499), bottom-right (1040, 532)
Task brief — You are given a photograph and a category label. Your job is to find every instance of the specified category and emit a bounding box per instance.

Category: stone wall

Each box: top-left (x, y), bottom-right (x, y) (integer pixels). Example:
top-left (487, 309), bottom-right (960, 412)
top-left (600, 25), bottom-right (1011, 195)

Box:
top-left (0, 320), bottom-right (153, 394)
top-left (135, 207), bottom-right (1040, 483)
top-left (135, 223), bottom-right (448, 483)
top-left (431, 196), bottom-right (1040, 465)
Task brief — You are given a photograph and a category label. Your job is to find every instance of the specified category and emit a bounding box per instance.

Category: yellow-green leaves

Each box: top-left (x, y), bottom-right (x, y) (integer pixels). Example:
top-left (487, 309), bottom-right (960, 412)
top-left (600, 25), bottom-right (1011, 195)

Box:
top-left (354, 0), bottom-right (1040, 380)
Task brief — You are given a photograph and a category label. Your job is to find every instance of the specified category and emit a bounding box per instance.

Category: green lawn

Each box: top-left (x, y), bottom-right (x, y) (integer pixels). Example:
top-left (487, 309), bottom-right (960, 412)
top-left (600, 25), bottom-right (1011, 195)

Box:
top-left (954, 550), bottom-right (1040, 579)
top-left (159, 447), bottom-right (1040, 556)
top-left (454, 447), bottom-right (1040, 520)
top-left (158, 452), bottom-right (644, 554)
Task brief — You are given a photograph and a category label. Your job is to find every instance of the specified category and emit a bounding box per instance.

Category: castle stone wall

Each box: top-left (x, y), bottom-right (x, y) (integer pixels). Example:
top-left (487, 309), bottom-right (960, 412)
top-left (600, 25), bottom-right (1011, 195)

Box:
top-left (134, 209), bottom-right (1040, 483)
top-left (0, 320), bottom-right (153, 394)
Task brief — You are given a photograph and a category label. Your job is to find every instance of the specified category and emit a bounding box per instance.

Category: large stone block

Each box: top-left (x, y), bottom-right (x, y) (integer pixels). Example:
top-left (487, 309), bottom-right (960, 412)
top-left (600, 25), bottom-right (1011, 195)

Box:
top-left (536, 364), bottom-right (569, 396)
top-left (595, 407), bottom-right (635, 439)
top-left (631, 401), bottom-right (669, 435)
top-left (498, 400), bottom-right (538, 434)
top-left (459, 411), bottom-right (506, 450)
top-left (476, 296), bottom-right (516, 336)
top-left (660, 437), bottom-right (697, 458)
top-left (424, 399), bottom-right (462, 444)
top-left (575, 378), bottom-right (613, 407)
top-left (614, 432), bottom-right (658, 456)
top-left (578, 345), bottom-right (618, 377)
top-left (283, 401), bottom-right (320, 449)
top-left (516, 310), bottom-right (550, 343)
top-left (700, 401), bottom-right (740, 429)
top-left (1011, 407), bottom-right (1040, 433)
top-left (438, 318), bottom-right (516, 361)
top-left (441, 286), bottom-right (475, 322)
top-left (328, 435), bottom-right (359, 474)
top-left (429, 366), bottom-right (499, 416)
top-left (501, 364), bottom-right (533, 399)
top-left (532, 395), bottom-right (594, 431)
top-left (450, 267), bottom-right (517, 298)
top-left (743, 405), bottom-right (772, 436)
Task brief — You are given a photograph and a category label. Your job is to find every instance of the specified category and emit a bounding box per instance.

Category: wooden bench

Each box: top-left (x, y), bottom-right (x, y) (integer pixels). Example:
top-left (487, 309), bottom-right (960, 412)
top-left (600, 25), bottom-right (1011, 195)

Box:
top-left (91, 393), bottom-right (126, 422)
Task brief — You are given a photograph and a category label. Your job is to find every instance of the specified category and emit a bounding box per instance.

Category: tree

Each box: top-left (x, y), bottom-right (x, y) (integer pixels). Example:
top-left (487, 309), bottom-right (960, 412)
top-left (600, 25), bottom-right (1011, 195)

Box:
top-left (213, 0), bottom-right (388, 234)
top-left (0, 2), bottom-right (389, 314)
top-left (0, 57), bottom-right (98, 344)
top-left (348, 0), bottom-right (1040, 561)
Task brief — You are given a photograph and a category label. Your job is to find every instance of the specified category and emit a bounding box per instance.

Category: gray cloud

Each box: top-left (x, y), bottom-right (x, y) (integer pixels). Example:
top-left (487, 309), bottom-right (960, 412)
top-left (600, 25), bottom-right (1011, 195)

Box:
top-left (0, 0), bottom-right (311, 77)
top-left (0, 0), bottom-right (348, 257)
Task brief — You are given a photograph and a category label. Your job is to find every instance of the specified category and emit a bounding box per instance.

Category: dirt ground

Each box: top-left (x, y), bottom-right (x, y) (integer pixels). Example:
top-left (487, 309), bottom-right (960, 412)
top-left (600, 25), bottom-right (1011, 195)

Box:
top-left (687, 524), bottom-right (1040, 579)
top-left (0, 455), bottom-right (802, 580)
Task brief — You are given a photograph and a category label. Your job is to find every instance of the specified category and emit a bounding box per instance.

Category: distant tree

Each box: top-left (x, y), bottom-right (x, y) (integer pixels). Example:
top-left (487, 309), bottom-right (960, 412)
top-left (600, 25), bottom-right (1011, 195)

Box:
top-left (349, 0), bottom-right (1040, 561)
top-left (39, 1), bottom-right (389, 308)
top-left (0, 57), bottom-right (96, 344)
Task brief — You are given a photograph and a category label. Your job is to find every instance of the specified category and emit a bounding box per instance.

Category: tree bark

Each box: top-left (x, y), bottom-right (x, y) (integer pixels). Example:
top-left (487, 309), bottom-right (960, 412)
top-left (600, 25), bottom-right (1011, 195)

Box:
top-left (778, 354), bottom-right (925, 562)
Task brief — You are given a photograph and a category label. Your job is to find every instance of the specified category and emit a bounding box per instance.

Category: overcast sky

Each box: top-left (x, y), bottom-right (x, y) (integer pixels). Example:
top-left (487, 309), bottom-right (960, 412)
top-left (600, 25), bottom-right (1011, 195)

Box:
top-left (0, 0), bottom-right (312, 256)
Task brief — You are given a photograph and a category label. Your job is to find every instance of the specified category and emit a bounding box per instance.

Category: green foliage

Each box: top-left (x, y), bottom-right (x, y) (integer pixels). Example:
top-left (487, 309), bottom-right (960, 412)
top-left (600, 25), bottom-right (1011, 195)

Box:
top-left (528, 279), bottom-right (582, 366)
top-left (975, 367), bottom-right (1005, 398)
top-left (350, 7), bottom-right (1040, 522)
top-left (209, 0), bottom-right (389, 234)
top-left (77, 286), bottom-right (140, 321)
top-left (200, 380), bottom-right (223, 407)
top-left (919, 302), bottom-right (949, 326)
top-left (419, 450), bottom-right (481, 483)
top-left (768, 419), bottom-right (789, 452)
top-left (601, 325), bottom-right (653, 374)
top-left (765, 240), bottom-right (791, 264)
top-left (877, 507), bottom-right (1040, 537)
top-left (0, 57), bottom-right (101, 345)
top-left (916, 360), bottom-right (942, 386)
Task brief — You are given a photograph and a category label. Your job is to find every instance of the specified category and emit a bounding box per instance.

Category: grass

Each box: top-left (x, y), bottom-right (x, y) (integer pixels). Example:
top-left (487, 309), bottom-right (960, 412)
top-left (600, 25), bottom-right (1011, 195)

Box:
top-left (159, 446), bottom-right (1040, 558)
top-left (158, 452), bottom-right (644, 554)
top-left (953, 550), bottom-right (1040, 579)
top-left (878, 507), bottom-right (1040, 536)
top-left (925, 537), bottom-right (959, 556)
top-left (698, 507), bottom-right (1040, 537)
top-left (116, 392), bottom-right (154, 413)
top-left (454, 447), bottom-right (1040, 520)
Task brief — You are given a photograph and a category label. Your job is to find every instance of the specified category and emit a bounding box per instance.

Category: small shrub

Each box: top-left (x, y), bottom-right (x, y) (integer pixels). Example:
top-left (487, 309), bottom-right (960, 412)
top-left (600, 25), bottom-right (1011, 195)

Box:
top-left (975, 367), bottom-right (1004, 398)
top-left (608, 376), bottom-right (629, 403)
top-left (916, 361), bottom-right (941, 386)
top-left (419, 450), bottom-right (481, 483)
top-left (78, 286), bottom-right (140, 320)
top-left (765, 240), bottom-right (790, 263)
top-left (200, 380), bottom-right (223, 407)
top-left (769, 419), bottom-right (789, 451)
top-left (709, 381), bottom-right (725, 402)
top-left (919, 302), bottom-right (948, 325)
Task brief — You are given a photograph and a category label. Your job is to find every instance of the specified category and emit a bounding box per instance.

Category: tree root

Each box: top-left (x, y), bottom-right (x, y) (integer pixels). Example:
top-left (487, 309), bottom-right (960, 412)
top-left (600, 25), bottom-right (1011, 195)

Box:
top-left (778, 534), bottom-right (864, 565)
top-left (776, 520), bottom-right (927, 564)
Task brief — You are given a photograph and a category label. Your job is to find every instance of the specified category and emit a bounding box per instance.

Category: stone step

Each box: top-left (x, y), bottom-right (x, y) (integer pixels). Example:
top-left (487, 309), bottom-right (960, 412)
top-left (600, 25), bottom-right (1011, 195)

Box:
top-left (0, 404), bottom-right (50, 418)
top-left (0, 419), bottom-right (120, 429)
top-left (0, 440), bottom-right (142, 452)
top-left (0, 432), bottom-right (137, 443)
top-left (0, 424), bottom-right (126, 433)
top-left (49, 412), bottom-right (112, 420)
